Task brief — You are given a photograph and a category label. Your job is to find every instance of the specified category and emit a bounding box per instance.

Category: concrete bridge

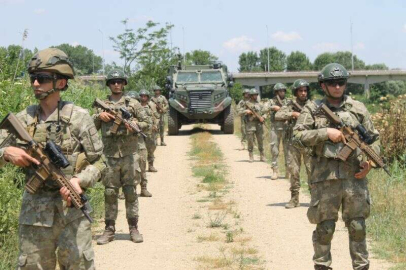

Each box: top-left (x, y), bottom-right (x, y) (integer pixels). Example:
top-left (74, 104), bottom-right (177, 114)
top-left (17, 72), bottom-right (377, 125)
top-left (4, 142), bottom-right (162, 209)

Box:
top-left (232, 70), bottom-right (406, 96)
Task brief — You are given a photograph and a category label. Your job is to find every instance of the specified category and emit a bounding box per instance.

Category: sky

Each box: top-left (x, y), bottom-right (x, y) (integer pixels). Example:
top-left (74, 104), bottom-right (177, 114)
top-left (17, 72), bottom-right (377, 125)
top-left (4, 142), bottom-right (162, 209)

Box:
top-left (1, 0), bottom-right (406, 72)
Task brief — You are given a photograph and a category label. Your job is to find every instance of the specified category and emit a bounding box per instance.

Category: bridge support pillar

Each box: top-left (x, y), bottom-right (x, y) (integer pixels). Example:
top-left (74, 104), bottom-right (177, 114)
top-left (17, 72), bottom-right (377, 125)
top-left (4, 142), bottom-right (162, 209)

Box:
top-left (364, 77), bottom-right (370, 99)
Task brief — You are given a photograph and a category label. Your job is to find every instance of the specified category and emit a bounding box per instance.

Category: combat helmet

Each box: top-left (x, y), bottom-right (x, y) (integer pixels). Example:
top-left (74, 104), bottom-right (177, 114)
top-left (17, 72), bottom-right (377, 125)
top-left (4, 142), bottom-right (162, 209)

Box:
top-left (139, 89), bottom-right (151, 97)
top-left (28, 48), bottom-right (75, 79)
top-left (250, 88), bottom-right (259, 95)
top-left (292, 79), bottom-right (310, 96)
top-left (152, 84), bottom-right (162, 91)
top-left (273, 83), bottom-right (287, 92)
top-left (243, 88), bottom-right (251, 94)
top-left (318, 63), bottom-right (349, 82)
top-left (106, 69), bottom-right (128, 86)
top-left (126, 91), bottom-right (140, 100)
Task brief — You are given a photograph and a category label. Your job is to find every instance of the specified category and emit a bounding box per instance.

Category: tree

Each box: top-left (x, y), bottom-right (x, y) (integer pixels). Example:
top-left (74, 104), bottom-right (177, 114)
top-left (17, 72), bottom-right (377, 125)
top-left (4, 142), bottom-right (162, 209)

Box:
top-left (110, 19), bottom-right (174, 74)
top-left (365, 63), bottom-right (389, 70)
top-left (0, 45), bottom-right (34, 81)
top-left (286, 51), bottom-right (312, 71)
top-left (54, 44), bottom-right (102, 75)
top-left (259, 47), bottom-right (286, 72)
top-left (185, 50), bottom-right (218, 65)
top-left (313, 51), bottom-right (365, 71)
top-left (238, 51), bottom-right (260, 72)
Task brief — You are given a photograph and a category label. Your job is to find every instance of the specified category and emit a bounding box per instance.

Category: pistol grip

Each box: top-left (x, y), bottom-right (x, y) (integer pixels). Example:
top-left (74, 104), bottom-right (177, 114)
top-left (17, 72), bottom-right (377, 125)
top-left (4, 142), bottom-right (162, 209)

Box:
top-left (110, 118), bottom-right (122, 134)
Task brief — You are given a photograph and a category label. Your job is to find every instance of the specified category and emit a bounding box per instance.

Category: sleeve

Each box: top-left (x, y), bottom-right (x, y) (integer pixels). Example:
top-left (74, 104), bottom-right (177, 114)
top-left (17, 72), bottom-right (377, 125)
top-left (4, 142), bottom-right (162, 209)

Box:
top-left (162, 96), bottom-right (169, 113)
top-left (92, 107), bottom-right (103, 130)
top-left (236, 101), bottom-right (246, 116)
top-left (132, 103), bottom-right (151, 131)
top-left (73, 113), bottom-right (106, 188)
top-left (275, 105), bottom-right (293, 121)
top-left (360, 105), bottom-right (381, 156)
top-left (292, 106), bottom-right (328, 148)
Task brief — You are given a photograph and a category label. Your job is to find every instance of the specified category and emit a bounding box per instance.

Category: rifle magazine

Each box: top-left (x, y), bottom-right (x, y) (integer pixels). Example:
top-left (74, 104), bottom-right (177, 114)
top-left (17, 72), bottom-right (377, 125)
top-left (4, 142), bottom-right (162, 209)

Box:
top-left (25, 166), bottom-right (49, 194)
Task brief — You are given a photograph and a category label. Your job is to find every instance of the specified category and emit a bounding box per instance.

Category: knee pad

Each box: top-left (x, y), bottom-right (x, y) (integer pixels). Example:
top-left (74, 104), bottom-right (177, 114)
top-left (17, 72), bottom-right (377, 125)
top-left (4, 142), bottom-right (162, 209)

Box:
top-left (316, 220), bottom-right (336, 245)
top-left (122, 185), bottom-right (137, 203)
top-left (348, 218), bottom-right (366, 242)
top-left (104, 188), bottom-right (118, 204)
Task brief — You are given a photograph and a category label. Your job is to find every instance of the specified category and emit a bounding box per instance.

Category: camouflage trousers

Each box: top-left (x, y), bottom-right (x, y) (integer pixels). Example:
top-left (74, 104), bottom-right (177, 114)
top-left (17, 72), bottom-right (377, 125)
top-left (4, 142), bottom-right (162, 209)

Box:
top-left (246, 122), bottom-right (264, 153)
top-left (287, 144), bottom-right (311, 193)
top-left (308, 179), bottom-right (370, 269)
top-left (103, 154), bottom-right (140, 220)
top-left (138, 148), bottom-right (148, 185)
top-left (270, 128), bottom-right (288, 169)
top-left (159, 114), bottom-right (165, 141)
top-left (240, 117), bottom-right (247, 143)
top-left (18, 215), bottom-right (94, 270)
top-left (146, 133), bottom-right (157, 163)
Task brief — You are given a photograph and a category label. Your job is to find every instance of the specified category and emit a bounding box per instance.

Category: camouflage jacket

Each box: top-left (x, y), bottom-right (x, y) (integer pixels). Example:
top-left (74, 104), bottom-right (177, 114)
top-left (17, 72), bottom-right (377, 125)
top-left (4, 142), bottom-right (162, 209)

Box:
top-left (292, 96), bottom-right (380, 183)
top-left (236, 98), bottom-right (250, 117)
top-left (93, 95), bottom-right (149, 158)
top-left (275, 98), bottom-right (308, 140)
top-left (0, 101), bottom-right (106, 226)
top-left (265, 97), bottom-right (291, 130)
top-left (150, 95), bottom-right (169, 115)
top-left (137, 101), bottom-right (158, 150)
top-left (243, 100), bottom-right (265, 131)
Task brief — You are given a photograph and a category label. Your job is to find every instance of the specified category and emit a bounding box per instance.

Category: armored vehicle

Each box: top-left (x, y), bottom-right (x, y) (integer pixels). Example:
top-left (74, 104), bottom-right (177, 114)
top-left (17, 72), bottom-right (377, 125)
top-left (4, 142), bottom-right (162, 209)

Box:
top-left (165, 62), bottom-right (234, 135)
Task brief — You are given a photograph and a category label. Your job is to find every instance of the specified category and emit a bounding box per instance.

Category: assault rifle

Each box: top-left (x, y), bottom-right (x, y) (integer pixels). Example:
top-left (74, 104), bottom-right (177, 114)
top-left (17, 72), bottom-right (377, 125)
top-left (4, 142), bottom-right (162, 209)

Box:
top-left (291, 100), bottom-right (303, 112)
top-left (316, 103), bottom-right (391, 176)
top-left (245, 102), bottom-right (263, 122)
top-left (0, 113), bottom-right (93, 222)
top-left (93, 98), bottom-right (146, 138)
top-left (275, 95), bottom-right (283, 107)
top-left (153, 100), bottom-right (163, 114)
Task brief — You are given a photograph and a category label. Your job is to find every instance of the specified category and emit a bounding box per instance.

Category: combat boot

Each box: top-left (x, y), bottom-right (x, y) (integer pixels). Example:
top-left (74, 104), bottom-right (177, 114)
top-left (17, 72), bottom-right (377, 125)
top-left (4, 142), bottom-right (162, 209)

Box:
top-left (285, 192), bottom-right (299, 209)
top-left (271, 167), bottom-right (279, 180)
top-left (249, 152), bottom-right (254, 163)
top-left (161, 140), bottom-right (167, 146)
top-left (128, 217), bottom-right (143, 243)
top-left (97, 220), bottom-right (115, 245)
top-left (241, 141), bottom-right (245, 150)
top-left (358, 265), bottom-right (369, 270)
top-left (260, 152), bottom-right (266, 162)
top-left (148, 161), bottom-right (158, 172)
top-left (314, 265), bottom-right (332, 270)
top-left (140, 183), bottom-right (152, 197)
top-left (285, 171), bottom-right (290, 179)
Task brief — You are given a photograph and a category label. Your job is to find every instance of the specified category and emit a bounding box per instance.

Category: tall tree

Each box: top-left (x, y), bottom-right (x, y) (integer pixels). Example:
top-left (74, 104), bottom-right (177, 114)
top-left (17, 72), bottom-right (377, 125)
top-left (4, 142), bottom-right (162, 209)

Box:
top-left (0, 45), bottom-right (34, 80)
top-left (110, 19), bottom-right (174, 74)
top-left (313, 51), bottom-right (365, 71)
top-left (259, 47), bottom-right (286, 72)
top-left (238, 51), bottom-right (260, 72)
top-left (54, 44), bottom-right (102, 75)
top-left (286, 51), bottom-right (312, 71)
top-left (185, 50), bottom-right (218, 65)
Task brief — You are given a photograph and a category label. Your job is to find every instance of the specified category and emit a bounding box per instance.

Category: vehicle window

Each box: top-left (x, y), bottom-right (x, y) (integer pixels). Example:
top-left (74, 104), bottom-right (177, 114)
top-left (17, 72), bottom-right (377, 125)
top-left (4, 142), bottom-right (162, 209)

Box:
top-left (201, 71), bottom-right (223, 82)
top-left (177, 72), bottom-right (198, 82)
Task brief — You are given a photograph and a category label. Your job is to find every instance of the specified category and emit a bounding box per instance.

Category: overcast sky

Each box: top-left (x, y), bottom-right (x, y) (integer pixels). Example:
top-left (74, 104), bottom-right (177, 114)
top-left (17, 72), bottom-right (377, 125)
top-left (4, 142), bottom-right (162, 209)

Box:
top-left (1, 0), bottom-right (406, 72)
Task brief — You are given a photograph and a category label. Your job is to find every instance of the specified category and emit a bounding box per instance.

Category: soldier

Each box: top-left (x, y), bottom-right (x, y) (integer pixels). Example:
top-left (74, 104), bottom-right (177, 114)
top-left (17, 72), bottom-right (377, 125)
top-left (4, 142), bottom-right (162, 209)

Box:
top-left (150, 85), bottom-right (169, 146)
top-left (266, 83), bottom-right (291, 180)
top-left (94, 70), bottom-right (149, 245)
top-left (243, 88), bottom-right (265, 162)
top-left (0, 48), bottom-right (105, 269)
top-left (275, 79), bottom-right (312, 209)
top-left (293, 63), bottom-right (380, 270)
top-left (236, 88), bottom-right (251, 149)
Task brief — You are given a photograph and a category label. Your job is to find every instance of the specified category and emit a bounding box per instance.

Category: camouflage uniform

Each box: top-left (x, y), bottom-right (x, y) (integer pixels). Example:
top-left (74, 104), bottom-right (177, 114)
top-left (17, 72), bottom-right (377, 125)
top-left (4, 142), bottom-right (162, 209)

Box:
top-left (0, 102), bottom-right (105, 270)
top-left (244, 90), bottom-right (265, 161)
top-left (266, 92), bottom-right (290, 178)
top-left (150, 93), bottom-right (169, 145)
top-left (293, 63), bottom-right (379, 269)
top-left (146, 100), bottom-right (160, 170)
top-left (236, 89), bottom-right (251, 149)
top-left (93, 94), bottom-right (149, 241)
top-left (275, 98), bottom-right (311, 207)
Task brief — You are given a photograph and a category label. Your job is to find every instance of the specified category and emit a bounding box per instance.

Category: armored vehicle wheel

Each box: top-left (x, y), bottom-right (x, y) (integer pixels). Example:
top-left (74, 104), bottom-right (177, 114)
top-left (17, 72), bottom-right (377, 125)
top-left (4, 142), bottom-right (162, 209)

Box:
top-left (168, 106), bottom-right (179, 135)
top-left (223, 106), bottom-right (234, 134)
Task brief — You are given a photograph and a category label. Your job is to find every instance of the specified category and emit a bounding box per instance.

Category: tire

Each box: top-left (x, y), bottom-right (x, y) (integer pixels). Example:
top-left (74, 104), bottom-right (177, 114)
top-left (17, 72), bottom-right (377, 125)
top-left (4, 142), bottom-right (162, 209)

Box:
top-left (168, 106), bottom-right (179, 135)
top-left (222, 106), bottom-right (234, 134)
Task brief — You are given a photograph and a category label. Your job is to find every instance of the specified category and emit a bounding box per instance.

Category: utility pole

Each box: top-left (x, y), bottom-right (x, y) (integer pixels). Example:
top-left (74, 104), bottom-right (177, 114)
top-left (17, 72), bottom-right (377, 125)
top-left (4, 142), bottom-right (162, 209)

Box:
top-left (98, 29), bottom-right (105, 76)
top-left (266, 25), bottom-right (270, 72)
top-left (350, 18), bottom-right (354, 71)
top-left (182, 27), bottom-right (186, 64)
top-left (13, 29), bottom-right (28, 82)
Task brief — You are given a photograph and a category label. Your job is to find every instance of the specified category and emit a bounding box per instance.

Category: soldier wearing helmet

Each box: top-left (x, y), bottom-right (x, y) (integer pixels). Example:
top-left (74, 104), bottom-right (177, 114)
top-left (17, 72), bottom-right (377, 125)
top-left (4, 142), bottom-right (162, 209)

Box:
top-left (94, 70), bottom-right (150, 245)
top-left (0, 48), bottom-right (106, 269)
top-left (275, 79), bottom-right (311, 209)
top-left (236, 88), bottom-right (252, 149)
top-left (265, 83), bottom-right (291, 180)
top-left (150, 84), bottom-right (169, 146)
top-left (125, 90), bottom-right (140, 101)
top-left (293, 63), bottom-right (380, 270)
top-left (242, 88), bottom-right (266, 162)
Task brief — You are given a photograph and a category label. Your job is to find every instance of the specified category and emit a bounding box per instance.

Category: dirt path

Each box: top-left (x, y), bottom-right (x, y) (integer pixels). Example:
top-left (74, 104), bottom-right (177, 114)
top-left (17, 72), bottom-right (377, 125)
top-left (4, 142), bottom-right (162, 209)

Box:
top-left (93, 124), bottom-right (392, 270)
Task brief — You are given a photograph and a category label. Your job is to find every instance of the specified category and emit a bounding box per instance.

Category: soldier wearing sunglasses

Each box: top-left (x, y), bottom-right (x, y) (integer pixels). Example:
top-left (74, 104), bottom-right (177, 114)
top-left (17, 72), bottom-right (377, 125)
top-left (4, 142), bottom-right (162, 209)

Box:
top-left (0, 48), bottom-right (106, 269)
top-left (94, 70), bottom-right (150, 245)
top-left (293, 63), bottom-right (380, 270)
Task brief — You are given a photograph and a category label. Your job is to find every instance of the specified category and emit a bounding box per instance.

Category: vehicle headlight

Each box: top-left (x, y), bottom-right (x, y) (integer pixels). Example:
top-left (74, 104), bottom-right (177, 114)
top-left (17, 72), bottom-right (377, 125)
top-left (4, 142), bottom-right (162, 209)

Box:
top-left (177, 94), bottom-right (188, 101)
top-left (214, 93), bottom-right (223, 100)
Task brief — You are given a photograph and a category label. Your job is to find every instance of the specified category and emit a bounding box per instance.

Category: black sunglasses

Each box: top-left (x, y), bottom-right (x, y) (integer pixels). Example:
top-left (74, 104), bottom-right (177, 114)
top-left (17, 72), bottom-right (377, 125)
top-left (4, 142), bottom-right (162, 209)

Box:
top-left (325, 79), bottom-right (347, 87)
top-left (109, 79), bottom-right (125, 85)
top-left (29, 74), bottom-right (55, 84)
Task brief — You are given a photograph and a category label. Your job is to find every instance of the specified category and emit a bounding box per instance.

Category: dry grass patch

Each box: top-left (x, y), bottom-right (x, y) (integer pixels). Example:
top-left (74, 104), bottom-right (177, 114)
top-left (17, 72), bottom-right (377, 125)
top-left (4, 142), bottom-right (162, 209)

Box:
top-left (197, 233), bottom-right (221, 243)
